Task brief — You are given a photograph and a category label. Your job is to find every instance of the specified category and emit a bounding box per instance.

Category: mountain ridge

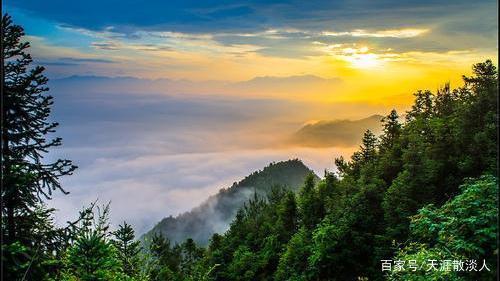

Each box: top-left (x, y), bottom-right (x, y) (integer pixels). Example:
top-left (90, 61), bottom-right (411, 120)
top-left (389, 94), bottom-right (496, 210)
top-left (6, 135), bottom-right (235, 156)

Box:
top-left (142, 159), bottom-right (318, 245)
top-left (290, 114), bottom-right (384, 147)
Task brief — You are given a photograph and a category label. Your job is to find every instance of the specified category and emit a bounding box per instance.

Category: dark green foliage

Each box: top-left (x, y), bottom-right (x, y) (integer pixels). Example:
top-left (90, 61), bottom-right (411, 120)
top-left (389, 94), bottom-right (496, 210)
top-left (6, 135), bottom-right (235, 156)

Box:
top-left (148, 233), bottom-right (182, 281)
top-left (1, 14), bottom-right (77, 280)
top-left (377, 110), bottom-right (403, 185)
top-left (57, 204), bottom-right (132, 281)
top-left (276, 190), bottom-right (298, 240)
top-left (388, 175), bottom-right (497, 281)
top-left (143, 159), bottom-right (317, 245)
top-left (298, 173), bottom-right (324, 230)
top-left (180, 238), bottom-right (205, 277)
top-left (306, 178), bottom-right (386, 280)
top-left (275, 227), bottom-right (312, 281)
top-left (63, 233), bottom-right (121, 281)
top-left (113, 222), bottom-right (142, 278)
top-left (200, 188), bottom-right (305, 281)
top-left (2, 13), bottom-right (77, 240)
top-left (198, 60), bottom-right (498, 281)
top-left (383, 61), bottom-right (498, 247)
top-left (412, 176), bottom-right (497, 260)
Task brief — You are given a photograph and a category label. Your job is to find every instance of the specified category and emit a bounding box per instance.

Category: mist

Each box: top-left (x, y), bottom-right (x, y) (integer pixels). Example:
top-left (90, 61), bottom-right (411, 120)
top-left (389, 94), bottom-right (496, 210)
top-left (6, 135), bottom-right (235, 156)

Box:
top-left (44, 76), bottom-right (389, 234)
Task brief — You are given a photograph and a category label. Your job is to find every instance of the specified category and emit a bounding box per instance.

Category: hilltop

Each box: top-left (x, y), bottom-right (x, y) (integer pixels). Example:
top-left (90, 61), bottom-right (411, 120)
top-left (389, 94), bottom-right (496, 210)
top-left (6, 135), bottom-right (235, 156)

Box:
top-left (143, 159), bottom-right (318, 245)
top-left (290, 114), bottom-right (384, 147)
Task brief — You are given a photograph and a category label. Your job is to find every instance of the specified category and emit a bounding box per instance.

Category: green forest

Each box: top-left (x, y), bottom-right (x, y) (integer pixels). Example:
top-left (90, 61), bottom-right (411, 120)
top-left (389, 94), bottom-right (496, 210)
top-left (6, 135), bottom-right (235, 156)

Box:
top-left (2, 14), bottom-right (498, 281)
top-left (143, 159), bottom-right (316, 246)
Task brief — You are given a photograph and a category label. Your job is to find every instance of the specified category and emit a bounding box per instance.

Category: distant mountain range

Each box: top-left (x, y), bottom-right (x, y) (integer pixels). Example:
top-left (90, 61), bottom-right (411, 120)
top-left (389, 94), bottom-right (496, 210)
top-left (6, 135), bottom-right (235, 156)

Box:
top-left (233, 75), bottom-right (342, 88)
top-left (289, 114), bottom-right (384, 147)
top-left (50, 74), bottom-right (342, 97)
top-left (142, 159), bottom-right (317, 246)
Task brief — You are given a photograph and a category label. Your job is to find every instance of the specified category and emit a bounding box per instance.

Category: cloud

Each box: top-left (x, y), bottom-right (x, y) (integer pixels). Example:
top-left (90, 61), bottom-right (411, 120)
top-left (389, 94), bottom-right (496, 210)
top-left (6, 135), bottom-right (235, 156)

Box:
top-left (5, 0), bottom-right (494, 34)
top-left (7, 3), bottom-right (495, 82)
top-left (37, 57), bottom-right (116, 66)
top-left (49, 145), bottom-right (356, 235)
top-left (322, 28), bottom-right (429, 38)
top-left (91, 41), bottom-right (120, 50)
top-left (6, 0), bottom-right (496, 57)
top-left (41, 75), bottom-right (399, 233)
top-left (61, 57), bottom-right (115, 63)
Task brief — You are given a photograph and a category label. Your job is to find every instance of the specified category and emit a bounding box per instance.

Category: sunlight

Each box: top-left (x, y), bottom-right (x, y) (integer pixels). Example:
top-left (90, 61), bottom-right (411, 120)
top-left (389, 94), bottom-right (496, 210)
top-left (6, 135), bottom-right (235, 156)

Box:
top-left (345, 53), bottom-right (381, 69)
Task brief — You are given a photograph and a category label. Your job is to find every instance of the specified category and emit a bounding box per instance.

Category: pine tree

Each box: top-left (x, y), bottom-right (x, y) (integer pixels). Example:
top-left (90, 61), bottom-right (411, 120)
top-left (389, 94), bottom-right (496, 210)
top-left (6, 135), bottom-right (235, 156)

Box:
top-left (180, 238), bottom-right (204, 276)
top-left (149, 233), bottom-right (182, 280)
top-left (379, 110), bottom-right (401, 150)
top-left (2, 14), bottom-right (77, 280)
top-left (2, 13), bottom-right (77, 243)
top-left (59, 204), bottom-right (125, 281)
top-left (276, 191), bottom-right (298, 240)
top-left (298, 173), bottom-right (323, 230)
top-left (360, 129), bottom-right (377, 162)
top-left (112, 222), bottom-right (142, 277)
top-left (407, 90), bottom-right (434, 121)
top-left (378, 110), bottom-right (403, 185)
top-left (63, 232), bottom-right (122, 281)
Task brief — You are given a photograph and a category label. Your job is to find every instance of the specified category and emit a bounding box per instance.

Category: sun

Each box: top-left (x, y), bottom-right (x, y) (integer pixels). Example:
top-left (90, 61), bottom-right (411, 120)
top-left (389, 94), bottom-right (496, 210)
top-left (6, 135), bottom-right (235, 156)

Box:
top-left (337, 46), bottom-right (383, 69)
top-left (346, 53), bottom-right (381, 69)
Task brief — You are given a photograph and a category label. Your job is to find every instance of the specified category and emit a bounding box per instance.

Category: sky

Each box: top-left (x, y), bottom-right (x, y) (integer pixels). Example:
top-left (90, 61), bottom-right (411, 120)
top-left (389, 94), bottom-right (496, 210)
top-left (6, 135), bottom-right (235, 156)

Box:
top-left (3, 0), bottom-right (498, 234)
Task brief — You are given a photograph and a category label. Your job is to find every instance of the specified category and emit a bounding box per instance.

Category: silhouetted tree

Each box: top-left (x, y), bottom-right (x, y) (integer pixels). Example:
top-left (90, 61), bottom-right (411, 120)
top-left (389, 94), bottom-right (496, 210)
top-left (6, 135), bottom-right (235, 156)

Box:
top-left (2, 13), bottom-right (77, 242)
top-left (2, 14), bottom-right (77, 280)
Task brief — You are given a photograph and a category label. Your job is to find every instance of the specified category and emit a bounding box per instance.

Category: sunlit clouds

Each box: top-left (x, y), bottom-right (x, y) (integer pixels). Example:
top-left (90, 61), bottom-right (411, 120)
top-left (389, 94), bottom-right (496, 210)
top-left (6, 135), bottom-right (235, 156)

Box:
top-left (321, 28), bottom-right (429, 38)
top-left (22, 22), bottom-right (493, 105)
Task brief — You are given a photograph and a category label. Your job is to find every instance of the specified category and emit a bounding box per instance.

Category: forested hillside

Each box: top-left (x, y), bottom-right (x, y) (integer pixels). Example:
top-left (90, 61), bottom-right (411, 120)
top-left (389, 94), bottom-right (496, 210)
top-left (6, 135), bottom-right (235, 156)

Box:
top-left (143, 159), bottom-right (317, 245)
top-left (2, 14), bottom-right (498, 281)
top-left (194, 60), bottom-right (497, 281)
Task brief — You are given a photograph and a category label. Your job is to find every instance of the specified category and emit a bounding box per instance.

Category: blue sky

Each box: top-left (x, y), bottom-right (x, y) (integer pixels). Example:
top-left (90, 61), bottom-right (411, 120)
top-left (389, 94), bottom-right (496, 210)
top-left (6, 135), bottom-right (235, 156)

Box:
top-left (4, 0), bottom-right (497, 79)
top-left (6, 0), bottom-right (497, 33)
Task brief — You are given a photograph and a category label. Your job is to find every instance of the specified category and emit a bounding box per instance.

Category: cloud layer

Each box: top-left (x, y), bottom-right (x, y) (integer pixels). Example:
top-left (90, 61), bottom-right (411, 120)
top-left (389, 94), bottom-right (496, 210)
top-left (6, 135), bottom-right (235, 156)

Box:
top-left (45, 76), bottom-right (388, 234)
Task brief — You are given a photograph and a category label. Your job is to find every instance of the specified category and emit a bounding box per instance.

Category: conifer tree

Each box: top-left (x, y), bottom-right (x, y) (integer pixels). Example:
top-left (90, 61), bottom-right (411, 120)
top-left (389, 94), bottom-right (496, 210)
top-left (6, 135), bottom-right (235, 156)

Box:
top-left (378, 110), bottom-right (403, 185)
top-left (2, 14), bottom-right (77, 280)
top-left (149, 233), bottom-right (182, 280)
top-left (180, 238), bottom-right (204, 276)
top-left (380, 110), bottom-right (401, 150)
top-left (276, 191), bottom-right (298, 240)
top-left (112, 222), bottom-right (142, 277)
top-left (360, 129), bottom-right (378, 162)
top-left (61, 205), bottom-right (124, 281)
top-left (298, 173), bottom-right (322, 230)
top-left (2, 13), bottom-right (77, 243)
